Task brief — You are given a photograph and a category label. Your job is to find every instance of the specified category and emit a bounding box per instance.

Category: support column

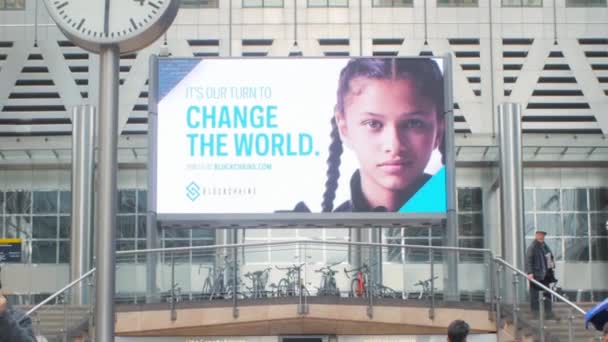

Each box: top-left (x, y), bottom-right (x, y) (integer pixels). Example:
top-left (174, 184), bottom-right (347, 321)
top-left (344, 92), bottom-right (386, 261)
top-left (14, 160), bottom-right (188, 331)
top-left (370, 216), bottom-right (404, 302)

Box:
top-left (498, 103), bottom-right (526, 301)
top-left (70, 105), bottom-right (95, 305)
top-left (444, 54), bottom-right (459, 302)
top-left (146, 55), bottom-right (160, 304)
top-left (95, 45), bottom-right (119, 342)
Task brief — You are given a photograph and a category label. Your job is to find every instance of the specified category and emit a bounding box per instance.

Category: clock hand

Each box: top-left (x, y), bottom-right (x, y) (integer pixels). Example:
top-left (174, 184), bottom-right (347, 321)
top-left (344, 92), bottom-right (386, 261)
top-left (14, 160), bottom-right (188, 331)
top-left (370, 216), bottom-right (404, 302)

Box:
top-left (104, 0), bottom-right (110, 35)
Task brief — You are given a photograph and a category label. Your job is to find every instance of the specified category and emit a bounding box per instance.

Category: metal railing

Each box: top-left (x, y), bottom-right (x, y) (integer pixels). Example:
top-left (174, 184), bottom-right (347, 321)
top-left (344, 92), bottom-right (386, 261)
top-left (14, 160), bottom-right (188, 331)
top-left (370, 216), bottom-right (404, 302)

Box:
top-left (18, 239), bottom-right (591, 341)
top-left (18, 268), bottom-right (96, 341)
top-left (492, 257), bottom-right (589, 342)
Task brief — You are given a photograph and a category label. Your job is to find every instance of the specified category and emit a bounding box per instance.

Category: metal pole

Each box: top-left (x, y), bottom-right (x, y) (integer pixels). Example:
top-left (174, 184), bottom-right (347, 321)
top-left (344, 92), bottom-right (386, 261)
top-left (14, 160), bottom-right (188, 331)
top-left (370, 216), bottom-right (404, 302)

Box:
top-left (146, 55), bottom-right (160, 304)
top-left (63, 294), bottom-right (68, 342)
top-left (498, 103), bottom-right (525, 303)
top-left (539, 291), bottom-right (546, 342)
top-left (512, 273), bottom-right (519, 340)
top-left (70, 105), bottom-right (95, 305)
top-left (232, 245), bottom-right (238, 318)
top-left (488, 256), bottom-right (496, 319)
top-left (429, 249), bottom-right (435, 320)
top-left (95, 45), bottom-right (119, 342)
top-left (567, 308), bottom-right (574, 342)
top-left (170, 252), bottom-right (176, 321)
top-left (443, 53), bottom-right (459, 302)
top-left (495, 264), bottom-right (501, 333)
top-left (367, 259), bottom-right (373, 319)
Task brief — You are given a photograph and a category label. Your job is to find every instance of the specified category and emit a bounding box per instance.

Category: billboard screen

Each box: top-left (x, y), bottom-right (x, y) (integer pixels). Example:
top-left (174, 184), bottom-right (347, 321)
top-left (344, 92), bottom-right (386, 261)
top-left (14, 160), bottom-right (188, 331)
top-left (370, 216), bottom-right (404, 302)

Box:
top-left (153, 57), bottom-right (449, 220)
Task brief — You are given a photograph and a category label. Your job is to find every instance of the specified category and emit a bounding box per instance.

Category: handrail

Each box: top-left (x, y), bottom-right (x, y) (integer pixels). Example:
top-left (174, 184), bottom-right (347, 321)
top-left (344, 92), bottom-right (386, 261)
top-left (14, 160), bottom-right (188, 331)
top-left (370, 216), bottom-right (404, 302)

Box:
top-left (115, 239), bottom-right (493, 256)
top-left (19, 268), bottom-right (96, 322)
top-left (16, 239), bottom-right (492, 322)
top-left (493, 257), bottom-right (587, 316)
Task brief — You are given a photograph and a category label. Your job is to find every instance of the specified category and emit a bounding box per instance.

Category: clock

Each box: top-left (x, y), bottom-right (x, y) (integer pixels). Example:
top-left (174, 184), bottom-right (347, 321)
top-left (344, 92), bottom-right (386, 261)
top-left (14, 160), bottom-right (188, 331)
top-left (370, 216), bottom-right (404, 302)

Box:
top-left (43, 0), bottom-right (180, 54)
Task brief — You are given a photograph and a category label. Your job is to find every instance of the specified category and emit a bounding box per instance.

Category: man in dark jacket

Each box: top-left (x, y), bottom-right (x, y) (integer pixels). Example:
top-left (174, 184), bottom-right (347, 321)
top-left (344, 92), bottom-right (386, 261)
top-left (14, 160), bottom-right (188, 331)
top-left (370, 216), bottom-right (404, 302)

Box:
top-left (0, 292), bottom-right (37, 342)
top-left (525, 230), bottom-right (556, 319)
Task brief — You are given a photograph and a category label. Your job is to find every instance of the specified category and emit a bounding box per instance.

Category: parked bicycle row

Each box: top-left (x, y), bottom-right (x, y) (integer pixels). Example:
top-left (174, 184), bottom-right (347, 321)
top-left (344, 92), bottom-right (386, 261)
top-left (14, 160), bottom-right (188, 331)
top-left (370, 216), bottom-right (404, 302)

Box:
top-left (162, 256), bottom-right (440, 303)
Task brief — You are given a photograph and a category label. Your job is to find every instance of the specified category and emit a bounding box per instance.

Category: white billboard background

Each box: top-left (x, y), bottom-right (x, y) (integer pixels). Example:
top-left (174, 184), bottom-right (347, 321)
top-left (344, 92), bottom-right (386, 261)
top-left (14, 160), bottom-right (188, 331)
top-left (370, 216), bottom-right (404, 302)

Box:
top-left (157, 58), bottom-right (444, 214)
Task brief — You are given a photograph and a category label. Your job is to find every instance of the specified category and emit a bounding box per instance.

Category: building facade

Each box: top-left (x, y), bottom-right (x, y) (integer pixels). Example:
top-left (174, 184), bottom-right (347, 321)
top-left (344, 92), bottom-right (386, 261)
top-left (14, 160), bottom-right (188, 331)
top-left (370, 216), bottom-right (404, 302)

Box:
top-left (0, 0), bottom-right (607, 302)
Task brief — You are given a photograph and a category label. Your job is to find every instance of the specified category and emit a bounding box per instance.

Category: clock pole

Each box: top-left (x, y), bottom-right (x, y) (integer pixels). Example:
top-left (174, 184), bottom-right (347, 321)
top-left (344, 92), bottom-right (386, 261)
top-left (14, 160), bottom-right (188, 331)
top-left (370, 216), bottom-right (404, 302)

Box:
top-left (96, 44), bottom-right (120, 342)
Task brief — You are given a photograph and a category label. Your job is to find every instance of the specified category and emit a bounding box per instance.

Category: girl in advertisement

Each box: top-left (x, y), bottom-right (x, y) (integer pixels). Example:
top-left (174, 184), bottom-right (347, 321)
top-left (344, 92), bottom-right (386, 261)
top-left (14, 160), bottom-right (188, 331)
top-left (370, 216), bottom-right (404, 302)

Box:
top-left (290, 57), bottom-right (445, 213)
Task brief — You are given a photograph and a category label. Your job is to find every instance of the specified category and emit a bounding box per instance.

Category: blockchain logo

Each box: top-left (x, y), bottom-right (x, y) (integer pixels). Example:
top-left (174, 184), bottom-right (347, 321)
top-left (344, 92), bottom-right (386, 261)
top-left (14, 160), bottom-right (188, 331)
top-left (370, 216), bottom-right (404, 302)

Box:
top-left (186, 181), bottom-right (201, 202)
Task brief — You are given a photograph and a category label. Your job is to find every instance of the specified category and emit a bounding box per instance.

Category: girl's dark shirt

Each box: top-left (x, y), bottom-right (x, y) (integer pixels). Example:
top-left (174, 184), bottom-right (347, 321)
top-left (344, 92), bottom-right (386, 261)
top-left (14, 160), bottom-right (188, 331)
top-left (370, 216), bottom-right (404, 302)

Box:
top-left (286, 170), bottom-right (432, 213)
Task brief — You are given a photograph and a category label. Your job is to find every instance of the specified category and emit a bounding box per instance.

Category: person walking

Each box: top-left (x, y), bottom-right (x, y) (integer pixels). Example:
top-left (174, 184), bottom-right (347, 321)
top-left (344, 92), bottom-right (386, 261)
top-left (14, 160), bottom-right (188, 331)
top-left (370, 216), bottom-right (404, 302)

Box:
top-left (525, 230), bottom-right (557, 319)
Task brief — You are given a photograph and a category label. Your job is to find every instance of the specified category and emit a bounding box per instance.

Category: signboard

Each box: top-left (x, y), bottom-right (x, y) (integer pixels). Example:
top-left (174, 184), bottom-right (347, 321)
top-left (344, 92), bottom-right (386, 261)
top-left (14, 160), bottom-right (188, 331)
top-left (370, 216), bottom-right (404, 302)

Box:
top-left (150, 57), bottom-right (453, 226)
top-left (0, 239), bottom-right (22, 263)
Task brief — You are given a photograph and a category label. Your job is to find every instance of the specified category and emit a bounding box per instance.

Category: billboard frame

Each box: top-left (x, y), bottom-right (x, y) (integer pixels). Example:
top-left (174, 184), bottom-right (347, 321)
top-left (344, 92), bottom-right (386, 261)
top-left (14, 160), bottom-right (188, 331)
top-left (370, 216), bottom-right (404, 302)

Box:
top-left (147, 55), bottom-right (455, 229)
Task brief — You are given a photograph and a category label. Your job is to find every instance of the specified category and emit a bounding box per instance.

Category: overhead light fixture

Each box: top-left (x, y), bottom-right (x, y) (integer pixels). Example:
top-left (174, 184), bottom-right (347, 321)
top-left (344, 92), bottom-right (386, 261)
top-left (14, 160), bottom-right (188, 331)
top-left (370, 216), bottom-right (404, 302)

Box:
top-left (289, 41), bottom-right (302, 57)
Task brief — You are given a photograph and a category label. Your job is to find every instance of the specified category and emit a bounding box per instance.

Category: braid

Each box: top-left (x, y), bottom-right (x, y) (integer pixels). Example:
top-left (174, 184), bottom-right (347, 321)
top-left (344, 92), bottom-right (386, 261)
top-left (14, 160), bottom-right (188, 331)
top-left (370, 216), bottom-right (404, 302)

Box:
top-left (321, 117), bottom-right (343, 212)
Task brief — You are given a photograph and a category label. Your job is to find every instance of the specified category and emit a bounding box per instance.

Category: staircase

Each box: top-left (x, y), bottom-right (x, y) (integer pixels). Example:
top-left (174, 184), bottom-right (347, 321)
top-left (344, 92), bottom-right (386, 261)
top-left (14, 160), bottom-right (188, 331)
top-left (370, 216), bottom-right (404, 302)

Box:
top-left (515, 302), bottom-right (600, 342)
top-left (17, 305), bottom-right (91, 342)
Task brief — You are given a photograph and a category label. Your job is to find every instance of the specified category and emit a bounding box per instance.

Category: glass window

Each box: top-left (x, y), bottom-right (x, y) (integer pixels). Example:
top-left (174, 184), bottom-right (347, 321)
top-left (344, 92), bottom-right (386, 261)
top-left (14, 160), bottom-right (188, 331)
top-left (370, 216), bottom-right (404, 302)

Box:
top-left (58, 241), bottom-right (70, 263)
top-left (591, 238), bottom-right (608, 261)
top-left (544, 238), bottom-right (563, 261)
top-left (404, 239), bottom-right (430, 262)
top-left (525, 213), bottom-right (536, 236)
top-left (137, 215), bottom-right (146, 239)
top-left (562, 189), bottom-right (588, 211)
top-left (181, 0), bottom-right (219, 8)
top-left (458, 188), bottom-right (482, 211)
top-left (524, 189), bottom-right (534, 212)
top-left (373, 0), bottom-right (413, 6)
top-left (117, 240), bottom-right (136, 263)
top-left (536, 213), bottom-right (562, 236)
top-left (117, 216), bottom-right (136, 239)
top-left (404, 227), bottom-right (430, 238)
top-left (6, 191), bottom-right (31, 214)
top-left (32, 216), bottom-right (58, 239)
top-left (385, 238), bottom-right (402, 262)
top-left (563, 213), bottom-right (588, 236)
top-left (6, 215), bottom-right (32, 238)
top-left (437, 0), bottom-right (478, 6)
top-left (33, 191), bottom-right (58, 214)
top-left (566, 0), bottom-right (606, 6)
top-left (60, 191), bottom-right (71, 214)
top-left (137, 190), bottom-right (147, 212)
top-left (458, 238), bottom-right (484, 262)
top-left (32, 241), bottom-right (57, 263)
top-left (118, 190), bottom-right (136, 213)
top-left (502, 0), bottom-right (542, 6)
top-left (0, 0), bottom-right (25, 10)
top-left (536, 189), bottom-right (560, 211)
top-left (308, 0), bottom-right (348, 6)
top-left (59, 216), bottom-right (70, 239)
top-left (564, 238), bottom-right (589, 261)
top-left (458, 213), bottom-right (483, 236)
top-left (589, 188), bottom-right (608, 211)
top-left (0, 191), bottom-right (4, 215)
top-left (590, 213), bottom-right (608, 236)
top-left (243, 0), bottom-right (284, 7)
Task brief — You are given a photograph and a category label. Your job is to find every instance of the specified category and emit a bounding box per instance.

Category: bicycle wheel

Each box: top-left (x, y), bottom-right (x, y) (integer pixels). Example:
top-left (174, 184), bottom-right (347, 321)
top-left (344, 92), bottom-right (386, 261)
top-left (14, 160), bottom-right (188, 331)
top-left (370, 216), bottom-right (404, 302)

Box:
top-left (350, 278), bottom-right (358, 297)
top-left (277, 279), bottom-right (289, 297)
top-left (201, 278), bottom-right (212, 299)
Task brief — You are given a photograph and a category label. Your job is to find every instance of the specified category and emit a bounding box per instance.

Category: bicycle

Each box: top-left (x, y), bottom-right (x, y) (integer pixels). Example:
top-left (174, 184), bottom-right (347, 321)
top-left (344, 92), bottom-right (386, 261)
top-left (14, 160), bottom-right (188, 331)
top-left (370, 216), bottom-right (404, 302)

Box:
top-left (275, 264), bottom-right (309, 297)
top-left (244, 267), bottom-right (272, 298)
top-left (315, 262), bottom-right (341, 297)
top-left (344, 263), bottom-right (372, 298)
top-left (411, 276), bottom-right (439, 300)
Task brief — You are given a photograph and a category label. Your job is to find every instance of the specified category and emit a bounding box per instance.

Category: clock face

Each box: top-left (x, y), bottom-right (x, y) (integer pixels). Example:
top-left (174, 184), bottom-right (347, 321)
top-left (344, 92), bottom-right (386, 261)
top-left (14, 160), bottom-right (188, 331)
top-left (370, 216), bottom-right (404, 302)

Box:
top-left (44, 0), bottom-right (179, 53)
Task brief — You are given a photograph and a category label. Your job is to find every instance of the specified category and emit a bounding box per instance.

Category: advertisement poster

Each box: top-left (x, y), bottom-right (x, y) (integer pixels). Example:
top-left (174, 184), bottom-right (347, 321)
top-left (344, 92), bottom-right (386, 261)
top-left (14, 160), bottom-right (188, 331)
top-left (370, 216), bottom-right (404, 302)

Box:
top-left (155, 57), bottom-right (447, 216)
top-left (0, 239), bottom-right (22, 263)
